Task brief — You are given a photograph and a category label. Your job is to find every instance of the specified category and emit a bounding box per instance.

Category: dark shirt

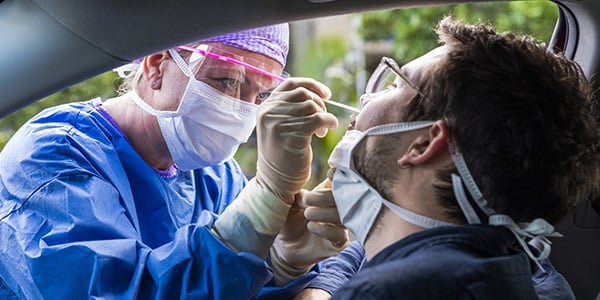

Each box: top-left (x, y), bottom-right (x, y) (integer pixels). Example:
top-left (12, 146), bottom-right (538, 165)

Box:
top-left (329, 225), bottom-right (574, 300)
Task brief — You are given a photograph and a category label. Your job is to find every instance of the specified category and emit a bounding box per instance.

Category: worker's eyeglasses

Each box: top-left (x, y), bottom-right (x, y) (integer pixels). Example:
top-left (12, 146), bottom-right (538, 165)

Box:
top-left (366, 57), bottom-right (427, 100)
top-left (175, 44), bottom-right (287, 103)
top-left (177, 45), bottom-right (361, 113)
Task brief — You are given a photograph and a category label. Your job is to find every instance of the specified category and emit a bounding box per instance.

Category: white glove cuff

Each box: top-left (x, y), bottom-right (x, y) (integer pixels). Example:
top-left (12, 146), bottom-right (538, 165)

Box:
top-left (269, 245), bottom-right (313, 286)
top-left (213, 178), bottom-right (292, 257)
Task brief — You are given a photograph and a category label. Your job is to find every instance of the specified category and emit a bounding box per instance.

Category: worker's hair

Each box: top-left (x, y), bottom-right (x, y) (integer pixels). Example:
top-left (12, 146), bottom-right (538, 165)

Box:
top-left (398, 16), bottom-right (600, 223)
top-left (115, 48), bottom-right (191, 96)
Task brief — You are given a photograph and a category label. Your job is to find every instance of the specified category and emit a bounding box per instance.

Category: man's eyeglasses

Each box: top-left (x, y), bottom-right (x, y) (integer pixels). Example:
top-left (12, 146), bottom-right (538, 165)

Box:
top-left (366, 57), bottom-right (427, 100)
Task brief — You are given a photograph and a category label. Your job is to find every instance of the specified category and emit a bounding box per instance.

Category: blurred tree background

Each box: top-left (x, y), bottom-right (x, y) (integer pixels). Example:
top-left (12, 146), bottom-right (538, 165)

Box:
top-left (0, 1), bottom-right (558, 188)
top-left (290, 0), bottom-right (558, 188)
top-left (0, 72), bottom-right (121, 147)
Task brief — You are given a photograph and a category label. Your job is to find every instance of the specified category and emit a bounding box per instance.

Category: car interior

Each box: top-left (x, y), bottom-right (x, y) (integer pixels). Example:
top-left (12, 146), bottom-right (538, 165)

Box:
top-left (1, 0), bottom-right (599, 299)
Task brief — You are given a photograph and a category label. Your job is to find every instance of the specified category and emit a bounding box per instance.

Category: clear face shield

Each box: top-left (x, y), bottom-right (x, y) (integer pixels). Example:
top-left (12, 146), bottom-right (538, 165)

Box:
top-left (177, 44), bottom-right (286, 104)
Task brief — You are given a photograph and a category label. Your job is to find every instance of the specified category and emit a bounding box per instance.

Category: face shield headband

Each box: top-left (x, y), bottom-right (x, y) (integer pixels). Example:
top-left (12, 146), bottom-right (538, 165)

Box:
top-left (172, 44), bottom-right (285, 104)
top-left (447, 138), bottom-right (562, 271)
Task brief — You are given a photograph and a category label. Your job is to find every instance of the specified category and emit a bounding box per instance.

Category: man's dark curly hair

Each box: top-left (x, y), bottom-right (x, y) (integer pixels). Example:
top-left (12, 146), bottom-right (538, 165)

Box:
top-left (398, 17), bottom-right (600, 224)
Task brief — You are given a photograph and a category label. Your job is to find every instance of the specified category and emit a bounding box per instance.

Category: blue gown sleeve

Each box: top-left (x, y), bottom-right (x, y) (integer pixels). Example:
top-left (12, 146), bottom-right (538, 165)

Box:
top-left (0, 104), bottom-right (269, 299)
top-left (529, 245), bottom-right (576, 300)
top-left (193, 159), bottom-right (322, 299)
top-left (306, 241), bottom-right (366, 295)
top-left (0, 102), bottom-right (321, 299)
top-left (256, 264), bottom-right (320, 299)
top-left (0, 172), bottom-right (273, 299)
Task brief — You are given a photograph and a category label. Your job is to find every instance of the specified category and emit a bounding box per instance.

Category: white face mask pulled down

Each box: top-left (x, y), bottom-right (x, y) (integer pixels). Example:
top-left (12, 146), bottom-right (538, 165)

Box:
top-left (130, 49), bottom-right (258, 171)
top-left (328, 121), bottom-right (454, 245)
top-left (329, 120), bottom-right (562, 270)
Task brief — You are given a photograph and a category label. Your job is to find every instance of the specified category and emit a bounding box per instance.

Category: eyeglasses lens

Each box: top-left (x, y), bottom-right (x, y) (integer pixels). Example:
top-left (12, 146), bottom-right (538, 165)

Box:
top-left (366, 59), bottom-right (400, 94)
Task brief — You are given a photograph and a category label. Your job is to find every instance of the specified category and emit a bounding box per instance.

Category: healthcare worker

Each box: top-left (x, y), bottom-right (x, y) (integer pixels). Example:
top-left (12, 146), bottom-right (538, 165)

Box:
top-left (0, 24), bottom-right (348, 299)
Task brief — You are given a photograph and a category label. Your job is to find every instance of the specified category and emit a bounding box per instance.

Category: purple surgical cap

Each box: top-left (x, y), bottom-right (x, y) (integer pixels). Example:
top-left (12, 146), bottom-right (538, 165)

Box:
top-left (200, 23), bottom-right (289, 67)
top-left (113, 23), bottom-right (289, 78)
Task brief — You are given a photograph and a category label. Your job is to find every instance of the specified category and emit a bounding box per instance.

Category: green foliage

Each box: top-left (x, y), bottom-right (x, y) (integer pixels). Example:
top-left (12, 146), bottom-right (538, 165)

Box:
top-left (294, 36), bottom-right (358, 187)
top-left (1, 1), bottom-right (559, 188)
top-left (0, 72), bottom-right (120, 150)
top-left (237, 36), bottom-right (356, 187)
top-left (359, 1), bottom-right (558, 63)
top-left (298, 1), bottom-right (559, 187)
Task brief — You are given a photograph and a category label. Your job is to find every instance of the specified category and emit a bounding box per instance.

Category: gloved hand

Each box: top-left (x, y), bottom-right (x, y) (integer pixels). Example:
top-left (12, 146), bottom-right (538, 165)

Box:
top-left (255, 78), bottom-right (338, 204)
top-left (270, 179), bottom-right (349, 286)
top-left (213, 78), bottom-right (339, 259)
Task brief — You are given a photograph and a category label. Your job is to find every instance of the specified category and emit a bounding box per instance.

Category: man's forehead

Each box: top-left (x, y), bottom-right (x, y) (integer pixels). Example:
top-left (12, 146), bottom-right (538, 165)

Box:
top-left (403, 46), bottom-right (447, 79)
top-left (357, 47), bottom-right (447, 130)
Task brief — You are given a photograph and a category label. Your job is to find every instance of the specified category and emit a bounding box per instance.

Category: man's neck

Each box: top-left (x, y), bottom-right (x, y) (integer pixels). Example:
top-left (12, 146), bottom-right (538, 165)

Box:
top-left (363, 171), bottom-right (453, 260)
top-left (364, 209), bottom-right (425, 260)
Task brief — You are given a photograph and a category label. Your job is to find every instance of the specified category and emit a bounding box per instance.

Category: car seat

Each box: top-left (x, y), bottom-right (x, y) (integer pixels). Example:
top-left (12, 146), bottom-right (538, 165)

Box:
top-left (551, 199), bottom-right (600, 299)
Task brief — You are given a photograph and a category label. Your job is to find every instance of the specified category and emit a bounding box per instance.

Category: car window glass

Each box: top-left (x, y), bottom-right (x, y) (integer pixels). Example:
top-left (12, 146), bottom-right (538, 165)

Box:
top-left (0, 1), bottom-right (559, 186)
top-left (286, 1), bottom-right (558, 187)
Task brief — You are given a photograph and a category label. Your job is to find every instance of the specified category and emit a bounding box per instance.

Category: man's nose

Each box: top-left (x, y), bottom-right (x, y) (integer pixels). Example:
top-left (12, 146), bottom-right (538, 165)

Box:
top-left (359, 93), bottom-right (372, 108)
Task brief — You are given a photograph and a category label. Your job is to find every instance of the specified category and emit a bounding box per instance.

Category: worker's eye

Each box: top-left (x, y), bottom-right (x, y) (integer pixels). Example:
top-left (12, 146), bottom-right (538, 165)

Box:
top-left (256, 91), bottom-right (272, 104)
top-left (218, 78), bottom-right (241, 90)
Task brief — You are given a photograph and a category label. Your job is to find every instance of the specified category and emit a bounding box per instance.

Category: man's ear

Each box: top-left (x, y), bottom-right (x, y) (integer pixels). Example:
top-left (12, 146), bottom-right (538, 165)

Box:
top-left (398, 120), bottom-right (448, 167)
top-left (142, 51), bottom-right (169, 89)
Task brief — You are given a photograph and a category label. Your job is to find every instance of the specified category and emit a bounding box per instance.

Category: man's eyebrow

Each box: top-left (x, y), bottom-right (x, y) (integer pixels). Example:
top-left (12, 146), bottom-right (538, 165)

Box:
top-left (398, 64), bottom-right (417, 81)
top-left (397, 67), bottom-right (418, 89)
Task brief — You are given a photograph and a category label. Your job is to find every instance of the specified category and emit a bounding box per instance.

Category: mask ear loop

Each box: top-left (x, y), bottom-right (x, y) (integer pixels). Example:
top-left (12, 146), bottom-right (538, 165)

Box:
top-left (451, 174), bottom-right (481, 224)
top-left (447, 136), bottom-right (561, 272)
top-left (381, 199), bottom-right (454, 228)
top-left (168, 49), bottom-right (195, 78)
top-left (113, 63), bottom-right (139, 78)
top-left (489, 215), bottom-right (562, 268)
top-left (447, 139), bottom-right (495, 216)
top-left (364, 121), bottom-right (456, 229)
top-left (113, 58), bottom-right (143, 79)
top-left (363, 121), bottom-right (435, 136)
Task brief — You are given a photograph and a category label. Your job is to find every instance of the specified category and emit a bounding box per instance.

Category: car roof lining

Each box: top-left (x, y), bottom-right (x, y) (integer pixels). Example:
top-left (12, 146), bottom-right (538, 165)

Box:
top-left (0, 0), bottom-right (120, 117)
top-left (31, 0), bottom-right (483, 62)
top-left (0, 0), bottom-right (483, 118)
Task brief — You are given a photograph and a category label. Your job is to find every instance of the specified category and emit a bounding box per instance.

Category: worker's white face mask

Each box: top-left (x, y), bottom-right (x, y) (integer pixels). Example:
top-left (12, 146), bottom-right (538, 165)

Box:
top-left (130, 49), bottom-right (257, 171)
top-left (328, 121), bottom-right (453, 245)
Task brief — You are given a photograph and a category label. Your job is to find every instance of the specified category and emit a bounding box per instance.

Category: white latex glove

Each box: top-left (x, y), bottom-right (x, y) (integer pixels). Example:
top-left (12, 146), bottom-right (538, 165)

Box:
top-left (255, 78), bottom-right (338, 203)
top-left (292, 288), bottom-right (332, 300)
top-left (213, 78), bottom-right (338, 258)
top-left (270, 179), bottom-right (349, 286)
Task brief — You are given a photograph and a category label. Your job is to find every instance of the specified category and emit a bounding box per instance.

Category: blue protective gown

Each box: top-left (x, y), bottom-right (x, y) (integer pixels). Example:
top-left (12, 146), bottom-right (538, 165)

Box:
top-left (0, 99), bottom-right (316, 299)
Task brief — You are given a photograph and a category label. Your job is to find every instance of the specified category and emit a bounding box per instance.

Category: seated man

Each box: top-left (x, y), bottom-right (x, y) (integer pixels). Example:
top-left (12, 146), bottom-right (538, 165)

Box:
top-left (326, 17), bottom-right (599, 299)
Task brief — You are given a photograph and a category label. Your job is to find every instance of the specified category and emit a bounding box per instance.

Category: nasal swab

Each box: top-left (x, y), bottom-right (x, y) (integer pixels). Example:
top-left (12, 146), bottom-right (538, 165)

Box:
top-left (323, 99), bottom-right (360, 113)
